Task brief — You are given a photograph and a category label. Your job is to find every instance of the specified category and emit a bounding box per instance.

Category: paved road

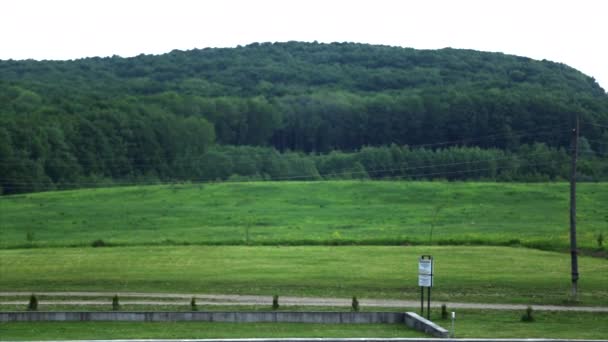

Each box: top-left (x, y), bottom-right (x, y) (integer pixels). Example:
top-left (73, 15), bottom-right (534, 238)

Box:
top-left (1, 292), bottom-right (607, 312)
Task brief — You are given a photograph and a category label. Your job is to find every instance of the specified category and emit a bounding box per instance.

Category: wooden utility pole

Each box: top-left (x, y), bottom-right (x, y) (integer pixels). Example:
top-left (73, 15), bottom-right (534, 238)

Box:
top-left (569, 116), bottom-right (579, 298)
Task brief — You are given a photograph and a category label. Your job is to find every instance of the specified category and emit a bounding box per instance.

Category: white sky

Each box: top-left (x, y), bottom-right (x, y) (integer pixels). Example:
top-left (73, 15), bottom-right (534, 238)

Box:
top-left (1, 0), bottom-right (607, 91)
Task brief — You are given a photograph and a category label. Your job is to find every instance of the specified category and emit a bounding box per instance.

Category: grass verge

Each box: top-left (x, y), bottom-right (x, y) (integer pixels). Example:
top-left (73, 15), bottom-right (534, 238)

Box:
top-left (0, 321), bottom-right (424, 340)
top-left (436, 309), bottom-right (608, 339)
top-left (0, 310), bottom-right (606, 340)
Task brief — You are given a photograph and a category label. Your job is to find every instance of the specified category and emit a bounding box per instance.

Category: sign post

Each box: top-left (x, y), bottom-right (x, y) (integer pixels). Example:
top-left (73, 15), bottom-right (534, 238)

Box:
top-left (451, 311), bottom-right (456, 338)
top-left (418, 255), bottom-right (433, 319)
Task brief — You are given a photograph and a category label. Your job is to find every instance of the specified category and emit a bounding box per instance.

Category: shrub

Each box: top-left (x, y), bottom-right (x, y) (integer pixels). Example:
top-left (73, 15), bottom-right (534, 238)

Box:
top-left (441, 304), bottom-right (448, 319)
top-left (521, 306), bottom-right (534, 322)
top-left (190, 297), bottom-right (197, 311)
top-left (272, 295), bottom-right (279, 310)
top-left (91, 239), bottom-right (106, 247)
top-left (112, 295), bottom-right (120, 311)
top-left (351, 296), bottom-right (360, 312)
top-left (598, 232), bottom-right (604, 248)
top-left (27, 294), bottom-right (38, 311)
top-left (26, 231), bottom-right (35, 243)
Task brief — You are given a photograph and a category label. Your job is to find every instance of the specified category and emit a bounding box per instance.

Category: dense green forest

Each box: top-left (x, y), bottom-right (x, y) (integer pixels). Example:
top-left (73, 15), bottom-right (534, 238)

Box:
top-left (1, 42), bottom-right (607, 194)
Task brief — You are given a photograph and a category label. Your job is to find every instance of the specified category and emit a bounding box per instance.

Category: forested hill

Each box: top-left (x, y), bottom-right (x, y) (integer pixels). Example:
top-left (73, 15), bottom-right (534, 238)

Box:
top-left (1, 42), bottom-right (607, 194)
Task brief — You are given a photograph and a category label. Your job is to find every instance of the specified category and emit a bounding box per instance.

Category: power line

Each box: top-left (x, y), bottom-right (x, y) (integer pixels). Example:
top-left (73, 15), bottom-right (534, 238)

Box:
top-left (0, 124), bottom-right (573, 168)
top-left (583, 122), bottom-right (608, 129)
top-left (0, 153), bottom-right (577, 188)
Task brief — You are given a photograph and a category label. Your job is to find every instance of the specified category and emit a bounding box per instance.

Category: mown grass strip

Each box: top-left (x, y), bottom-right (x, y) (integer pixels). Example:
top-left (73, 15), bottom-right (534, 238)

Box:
top-left (1, 246), bottom-right (606, 306)
top-left (1, 310), bottom-right (606, 340)
top-left (0, 321), bottom-right (425, 340)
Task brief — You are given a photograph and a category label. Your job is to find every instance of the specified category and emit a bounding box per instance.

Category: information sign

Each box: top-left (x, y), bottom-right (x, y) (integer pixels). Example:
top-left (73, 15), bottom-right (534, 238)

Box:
top-left (418, 255), bottom-right (434, 319)
top-left (418, 258), bottom-right (433, 275)
top-left (418, 257), bottom-right (434, 288)
top-left (418, 274), bottom-right (433, 287)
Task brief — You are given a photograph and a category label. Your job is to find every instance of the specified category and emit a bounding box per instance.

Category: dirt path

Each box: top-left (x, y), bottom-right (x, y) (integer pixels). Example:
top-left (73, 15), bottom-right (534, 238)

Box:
top-left (1, 291), bottom-right (607, 312)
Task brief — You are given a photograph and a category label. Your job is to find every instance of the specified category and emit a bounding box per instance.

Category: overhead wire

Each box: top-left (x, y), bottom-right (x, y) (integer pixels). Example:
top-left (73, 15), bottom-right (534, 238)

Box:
top-left (0, 122), bottom-right (573, 169)
top-left (0, 150), bottom-right (577, 188)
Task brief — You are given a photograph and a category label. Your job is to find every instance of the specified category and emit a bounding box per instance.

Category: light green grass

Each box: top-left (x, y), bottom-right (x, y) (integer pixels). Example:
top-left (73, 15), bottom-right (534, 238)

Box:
top-left (1, 181), bottom-right (606, 251)
top-left (0, 321), bottom-right (424, 340)
top-left (433, 309), bottom-right (608, 339)
top-left (1, 311), bottom-right (606, 340)
top-left (1, 246), bottom-right (606, 305)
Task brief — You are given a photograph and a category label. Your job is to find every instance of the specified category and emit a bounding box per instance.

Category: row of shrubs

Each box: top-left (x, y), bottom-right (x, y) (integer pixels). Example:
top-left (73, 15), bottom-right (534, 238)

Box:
top-left (24, 294), bottom-right (362, 312)
top-left (25, 293), bottom-right (536, 322)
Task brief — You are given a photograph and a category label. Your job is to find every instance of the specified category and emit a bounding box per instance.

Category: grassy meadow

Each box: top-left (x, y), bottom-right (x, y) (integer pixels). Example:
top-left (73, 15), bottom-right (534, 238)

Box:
top-left (1, 181), bottom-right (607, 251)
top-left (1, 246), bottom-right (606, 305)
top-left (1, 181), bottom-right (607, 338)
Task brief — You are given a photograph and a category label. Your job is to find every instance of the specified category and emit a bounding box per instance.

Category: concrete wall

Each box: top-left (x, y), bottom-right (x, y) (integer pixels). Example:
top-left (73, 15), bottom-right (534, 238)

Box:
top-left (0, 311), bottom-right (452, 338)
top-left (0, 311), bottom-right (404, 324)
top-left (404, 312), bottom-right (449, 338)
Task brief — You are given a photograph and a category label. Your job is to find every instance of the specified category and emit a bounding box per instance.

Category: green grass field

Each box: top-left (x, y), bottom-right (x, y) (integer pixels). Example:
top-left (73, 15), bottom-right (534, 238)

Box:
top-left (1, 246), bottom-right (606, 305)
top-left (1, 181), bottom-right (607, 251)
top-left (1, 310), bottom-right (607, 340)
top-left (450, 310), bottom-right (608, 338)
top-left (1, 181), bottom-right (607, 338)
top-left (0, 322), bottom-right (424, 340)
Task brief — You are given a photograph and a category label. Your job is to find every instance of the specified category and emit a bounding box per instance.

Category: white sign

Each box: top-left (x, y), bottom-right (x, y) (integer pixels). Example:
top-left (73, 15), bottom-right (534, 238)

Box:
top-left (418, 257), bottom-right (434, 287)
top-left (418, 258), bottom-right (433, 275)
top-left (418, 274), bottom-right (433, 287)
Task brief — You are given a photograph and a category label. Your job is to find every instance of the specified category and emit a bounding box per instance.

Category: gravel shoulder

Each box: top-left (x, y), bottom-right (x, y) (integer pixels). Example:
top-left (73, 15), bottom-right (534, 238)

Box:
top-left (1, 292), bottom-right (607, 312)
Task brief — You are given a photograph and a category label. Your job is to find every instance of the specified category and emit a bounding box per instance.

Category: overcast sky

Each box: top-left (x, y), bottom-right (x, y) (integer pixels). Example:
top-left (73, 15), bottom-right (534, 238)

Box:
top-left (1, 0), bottom-right (607, 90)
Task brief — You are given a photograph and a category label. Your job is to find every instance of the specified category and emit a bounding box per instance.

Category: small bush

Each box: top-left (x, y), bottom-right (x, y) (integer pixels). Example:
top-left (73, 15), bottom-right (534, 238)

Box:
top-left (27, 294), bottom-right (38, 311)
top-left (190, 297), bottom-right (197, 311)
top-left (506, 238), bottom-right (521, 246)
top-left (521, 306), bottom-right (534, 322)
top-left (598, 232), bottom-right (604, 248)
top-left (441, 304), bottom-right (448, 319)
top-left (91, 239), bottom-right (106, 247)
top-left (272, 295), bottom-right (279, 310)
top-left (351, 296), bottom-right (360, 312)
top-left (26, 231), bottom-right (35, 243)
top-left (112, 295), bottom-right (120, 311)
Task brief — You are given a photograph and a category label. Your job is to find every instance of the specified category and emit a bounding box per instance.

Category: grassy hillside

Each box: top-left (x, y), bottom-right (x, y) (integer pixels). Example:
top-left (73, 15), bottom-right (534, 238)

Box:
top-left (2, 42), bottom-right (607, 194)
top-left (1, 246), bottom-right (606, 305)
top-left (1, 181), bottom-right (606, 251)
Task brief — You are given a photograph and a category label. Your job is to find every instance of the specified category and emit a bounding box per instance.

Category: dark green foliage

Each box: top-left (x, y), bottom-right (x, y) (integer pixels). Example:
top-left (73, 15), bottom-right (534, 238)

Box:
top-left (112, 295), bottom-right (120, 311)
top-left (26, 231), bottom-right (34, 243)
top-left (521, 306), bottom-right (535, 322)
top-left (27, 294), bottom-right (38, 311)
top-left (441, 304), bottom-right (448, 320)
top-left (1, 42), bottom-right (607, 194)
top-left (272, 295), bottom-right (279, 310)
top-left (91, 239), bottom-right (106, 248)
top-left (190, 297), bottom-right (197, 311)
top-left (351, 296), bottom-right (360, 312)
top-left (598, 232), bottom-right (604, 248)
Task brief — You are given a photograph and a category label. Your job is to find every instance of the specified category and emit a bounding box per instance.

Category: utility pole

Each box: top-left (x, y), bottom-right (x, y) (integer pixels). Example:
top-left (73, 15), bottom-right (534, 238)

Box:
top-left (569, 116), bottom-right (579, 299)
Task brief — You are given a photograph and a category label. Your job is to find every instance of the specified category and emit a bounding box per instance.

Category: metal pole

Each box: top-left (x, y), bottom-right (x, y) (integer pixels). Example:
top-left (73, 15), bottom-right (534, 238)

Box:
top-left (420, 287), bottom-right (424, 316)
top-left (570, 116), bottom-right (579, 299)
top-left (427, 287), bottom-right (431, 319)
top-left (451, 312), bottom-right (455, 338)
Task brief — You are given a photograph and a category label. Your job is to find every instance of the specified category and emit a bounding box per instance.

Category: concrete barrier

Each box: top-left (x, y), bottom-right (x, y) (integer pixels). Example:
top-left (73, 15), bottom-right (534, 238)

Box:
top-left (0, 311), bottom-right (453, 338)
top-left (0, 311), bottom-right (405, 324)
top-left (404, 312), bottom-right (449, 338)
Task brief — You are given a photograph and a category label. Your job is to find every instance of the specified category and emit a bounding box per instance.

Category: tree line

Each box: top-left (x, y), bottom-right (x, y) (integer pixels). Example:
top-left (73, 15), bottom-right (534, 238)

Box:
top-left (1, 42), bottom-right (607, 194)
top-left (2, 139), bottom-right (606, 194)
